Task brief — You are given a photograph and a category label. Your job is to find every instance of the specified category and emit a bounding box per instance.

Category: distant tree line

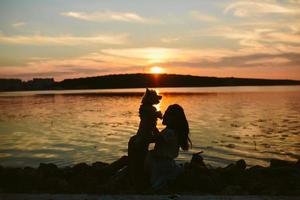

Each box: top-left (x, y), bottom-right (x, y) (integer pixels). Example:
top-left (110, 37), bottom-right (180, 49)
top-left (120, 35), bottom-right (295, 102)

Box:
top-left (0, 78), bottom-right (55, 91)
top-left (1, 73), bottom-right (300, 91)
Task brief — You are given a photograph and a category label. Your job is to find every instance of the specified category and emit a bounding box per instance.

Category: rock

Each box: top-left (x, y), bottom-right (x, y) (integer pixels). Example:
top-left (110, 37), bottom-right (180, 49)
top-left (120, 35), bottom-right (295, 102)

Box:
top-left (224, 163), bottom-right (234, 170)
top-left (90, 161), bottom-right (110, 181)
top-left (190, 152), bottom-right (207, 169)
top-left (171, 167), bottom-right (216, 193)
top-left (0, 157), bottom-right (300, 195)
top-left (104, 155), bottom-right (128, 176)
top-left (236, 159), bottom-right (246, 170)
top-left (38, 163), bottom-right (58, 170)
top-left (270, 159), bottom-right (296, 168)
top-left (38, 163), bottom-right (58, 175)
top-left (110, 156), bottom-right (128, 168)
top-left (224, 159), bottom-right (246, 171)
top-left (219, 160), bottom-right (247, 187)
top-left (22, 166), bottom-right (38, 191)
top-left (72, 162), bottom-right (90, 173)
top-left (246, 165), bottom-right (267, 174)
top-left (92, 161), bottom-right (109, 169)
top-left (103, 166), bottom-right (130, 193)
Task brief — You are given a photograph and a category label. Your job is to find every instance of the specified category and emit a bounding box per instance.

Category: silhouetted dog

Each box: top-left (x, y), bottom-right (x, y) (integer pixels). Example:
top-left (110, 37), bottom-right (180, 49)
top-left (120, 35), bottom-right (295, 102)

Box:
top-left (128, 88), bottom-right (162, 189)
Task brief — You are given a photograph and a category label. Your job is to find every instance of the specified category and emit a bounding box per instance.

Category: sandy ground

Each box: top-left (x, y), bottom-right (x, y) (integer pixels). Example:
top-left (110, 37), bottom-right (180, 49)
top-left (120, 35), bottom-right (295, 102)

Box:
top-left (0, 194), bottom-right (299, 200)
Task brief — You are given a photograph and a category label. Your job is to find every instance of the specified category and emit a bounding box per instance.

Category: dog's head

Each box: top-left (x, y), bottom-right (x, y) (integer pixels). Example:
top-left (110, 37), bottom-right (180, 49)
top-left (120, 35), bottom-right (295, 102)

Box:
top-left (141, 88), bottom-right (162, 105)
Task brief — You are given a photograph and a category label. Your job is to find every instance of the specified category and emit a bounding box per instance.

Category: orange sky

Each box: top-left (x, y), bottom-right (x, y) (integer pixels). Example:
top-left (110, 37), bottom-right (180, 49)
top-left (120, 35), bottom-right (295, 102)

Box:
top-left (0, 0), bottom-right (300, 80)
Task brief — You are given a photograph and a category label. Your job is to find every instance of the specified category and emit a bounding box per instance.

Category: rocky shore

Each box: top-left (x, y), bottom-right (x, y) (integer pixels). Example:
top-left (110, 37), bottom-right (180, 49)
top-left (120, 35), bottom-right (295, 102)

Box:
top-left (0, 155), bottom-right (299, 195)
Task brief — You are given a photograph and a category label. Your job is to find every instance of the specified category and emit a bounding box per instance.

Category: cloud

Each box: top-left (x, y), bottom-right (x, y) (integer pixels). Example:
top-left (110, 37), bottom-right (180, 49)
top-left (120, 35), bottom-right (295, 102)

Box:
top-left (1, 47), bottom-right (300, 80)
top-left (289, 0), bottom-right (300, 4)
top-left (160, 37), bottom-right (180, 43)
top-left (101, 48), bottom-right (180, 63)
top-left (0, 33), bottom-right (128, 45)
top-left (160, 53), bottom-right (300, 77)
top-left (266, 32), bottom-right (300, 44)
top-left (190, 11), bottom-right (218, 22)
top-left (99, 46), bottom-right (300, 68)
top-left (0, 47), bottom-right (234, 80)
top-left (101, 47), bottom-right (237, 65)
top-left (97, 46), bottom-right (300, 79)
top-left (198, 20), bottom-right (300, 54)
top-left (0, 53), bottom-right (141, 80)
top-left (12, 22), bottom-right (26, 28)
top-left (61, 11), bottom-right (159, 24)
top-left (244, 57), bottom-right (290, 65)
top-left (224, 1), bottom-right (300, 17)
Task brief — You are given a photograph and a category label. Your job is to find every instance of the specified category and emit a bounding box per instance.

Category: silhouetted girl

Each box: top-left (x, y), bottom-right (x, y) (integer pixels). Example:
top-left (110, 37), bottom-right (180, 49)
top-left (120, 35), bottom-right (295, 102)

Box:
top-left (145, 104), bottom-right (192, 190)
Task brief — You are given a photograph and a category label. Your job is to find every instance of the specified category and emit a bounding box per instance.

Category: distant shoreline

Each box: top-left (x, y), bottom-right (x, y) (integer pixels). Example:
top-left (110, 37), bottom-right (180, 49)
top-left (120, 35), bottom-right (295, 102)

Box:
top-left (1, 73), bottom-right (300, 92)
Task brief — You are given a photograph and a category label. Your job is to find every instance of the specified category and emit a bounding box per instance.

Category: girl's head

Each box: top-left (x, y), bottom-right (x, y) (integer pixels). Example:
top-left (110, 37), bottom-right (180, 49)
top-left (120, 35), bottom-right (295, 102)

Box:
top-left (162, 104), bottom-right (191, 150)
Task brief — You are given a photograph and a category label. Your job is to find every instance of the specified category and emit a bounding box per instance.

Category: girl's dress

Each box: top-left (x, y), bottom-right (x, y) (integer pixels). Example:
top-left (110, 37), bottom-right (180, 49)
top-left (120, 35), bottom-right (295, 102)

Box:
top-left (145, 128), bottom-right (183, 189)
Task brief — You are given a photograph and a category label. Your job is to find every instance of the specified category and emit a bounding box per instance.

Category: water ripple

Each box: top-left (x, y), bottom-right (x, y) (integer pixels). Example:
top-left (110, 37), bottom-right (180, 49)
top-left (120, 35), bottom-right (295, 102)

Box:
top-left (0, 87), bottom-right (300, 167)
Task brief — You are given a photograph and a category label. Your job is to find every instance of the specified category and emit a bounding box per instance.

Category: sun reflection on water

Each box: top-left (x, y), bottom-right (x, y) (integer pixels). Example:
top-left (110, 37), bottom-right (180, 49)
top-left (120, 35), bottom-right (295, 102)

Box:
top-left (0, 87), bottom-right (299, 167)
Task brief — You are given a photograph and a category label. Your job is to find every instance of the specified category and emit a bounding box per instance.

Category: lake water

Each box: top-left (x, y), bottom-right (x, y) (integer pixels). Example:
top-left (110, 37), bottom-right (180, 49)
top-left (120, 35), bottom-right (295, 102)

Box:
top-left (0, 86), bottom-right (300, 167)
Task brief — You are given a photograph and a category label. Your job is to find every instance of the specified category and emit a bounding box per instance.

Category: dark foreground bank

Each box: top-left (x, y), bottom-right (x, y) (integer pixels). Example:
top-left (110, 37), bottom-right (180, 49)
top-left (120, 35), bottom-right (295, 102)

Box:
top-left (0, 195), bottom-right (299, 200)
top-left (0, 156), bottom-right (299, 195)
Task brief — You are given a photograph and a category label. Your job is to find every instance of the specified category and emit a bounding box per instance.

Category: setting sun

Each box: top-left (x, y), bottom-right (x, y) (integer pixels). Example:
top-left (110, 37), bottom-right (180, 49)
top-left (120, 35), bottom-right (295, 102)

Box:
top-left (150, 66), bottom-right (165, 74)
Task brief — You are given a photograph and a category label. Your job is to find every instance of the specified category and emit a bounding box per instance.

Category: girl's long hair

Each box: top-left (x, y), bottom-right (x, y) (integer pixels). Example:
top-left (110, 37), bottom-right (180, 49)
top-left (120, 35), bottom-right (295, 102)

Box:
top-left (163, 104), bottom-right (192, 150)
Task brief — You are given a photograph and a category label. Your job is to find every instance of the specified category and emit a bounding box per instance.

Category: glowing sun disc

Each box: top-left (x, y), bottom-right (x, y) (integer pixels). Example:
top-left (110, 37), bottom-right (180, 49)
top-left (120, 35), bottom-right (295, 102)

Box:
top-left (150, 66), bottom-right (164, 74)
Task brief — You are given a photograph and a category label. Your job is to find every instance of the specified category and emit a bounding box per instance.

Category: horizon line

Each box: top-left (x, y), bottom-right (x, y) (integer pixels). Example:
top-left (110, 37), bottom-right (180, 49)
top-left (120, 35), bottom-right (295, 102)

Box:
top-left (2, 72), bottom-right (300, 82)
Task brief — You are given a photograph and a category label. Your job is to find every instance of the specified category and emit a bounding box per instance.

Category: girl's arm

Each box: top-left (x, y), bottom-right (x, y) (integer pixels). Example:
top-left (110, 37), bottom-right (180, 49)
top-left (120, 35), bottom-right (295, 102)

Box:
top-left (150, 127), bottom-right (161, 143)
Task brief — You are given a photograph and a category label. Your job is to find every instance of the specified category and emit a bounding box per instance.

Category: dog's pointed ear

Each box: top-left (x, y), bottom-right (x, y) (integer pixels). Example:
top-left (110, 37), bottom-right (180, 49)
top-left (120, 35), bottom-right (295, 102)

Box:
top-left (146, 88), bottom-right (149, 93)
